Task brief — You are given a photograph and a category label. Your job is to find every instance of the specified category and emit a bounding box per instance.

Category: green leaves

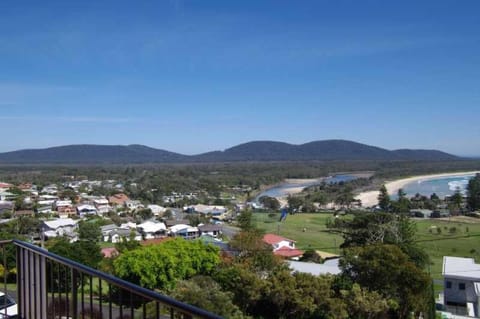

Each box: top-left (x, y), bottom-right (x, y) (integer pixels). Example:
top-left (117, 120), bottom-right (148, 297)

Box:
top-left (113, 238), bottom-right (220, 291)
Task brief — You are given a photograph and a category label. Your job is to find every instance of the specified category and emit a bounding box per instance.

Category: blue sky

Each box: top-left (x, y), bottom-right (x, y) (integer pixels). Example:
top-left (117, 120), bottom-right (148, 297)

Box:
top-left (1, 0), bottom-right (479, 156)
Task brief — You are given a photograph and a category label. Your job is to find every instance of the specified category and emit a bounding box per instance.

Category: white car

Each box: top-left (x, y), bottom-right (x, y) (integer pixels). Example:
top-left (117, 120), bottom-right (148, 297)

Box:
top-left (0, 291), bottom-right (17, 319)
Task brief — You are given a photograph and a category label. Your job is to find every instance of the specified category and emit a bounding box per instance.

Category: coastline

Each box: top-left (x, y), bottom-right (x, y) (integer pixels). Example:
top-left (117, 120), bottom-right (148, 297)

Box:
top-left (355, 171), bottom-right (480, 207)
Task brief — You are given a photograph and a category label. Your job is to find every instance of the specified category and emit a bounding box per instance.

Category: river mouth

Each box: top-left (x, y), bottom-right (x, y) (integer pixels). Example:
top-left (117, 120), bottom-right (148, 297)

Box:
top-left (255, 174), bottom-right (358, 203)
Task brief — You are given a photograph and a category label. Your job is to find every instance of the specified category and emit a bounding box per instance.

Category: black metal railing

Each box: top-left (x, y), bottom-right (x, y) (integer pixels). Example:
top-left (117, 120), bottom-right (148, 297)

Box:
top-left (0, 240), bottom-right (223, 319)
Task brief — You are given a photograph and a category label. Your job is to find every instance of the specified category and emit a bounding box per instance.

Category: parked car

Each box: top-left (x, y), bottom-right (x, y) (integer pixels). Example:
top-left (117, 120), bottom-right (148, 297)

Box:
top-left (0, 291), bottom-right (17, 319)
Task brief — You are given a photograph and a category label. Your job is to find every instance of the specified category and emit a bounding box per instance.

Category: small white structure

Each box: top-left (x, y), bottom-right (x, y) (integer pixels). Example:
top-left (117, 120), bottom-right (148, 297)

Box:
top-left (443, 256), bottom-right (480, 317)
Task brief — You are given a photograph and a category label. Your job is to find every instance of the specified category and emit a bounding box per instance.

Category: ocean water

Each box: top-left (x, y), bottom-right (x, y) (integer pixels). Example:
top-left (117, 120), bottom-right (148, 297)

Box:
top-left (399, 174), bottom-right (476, 199)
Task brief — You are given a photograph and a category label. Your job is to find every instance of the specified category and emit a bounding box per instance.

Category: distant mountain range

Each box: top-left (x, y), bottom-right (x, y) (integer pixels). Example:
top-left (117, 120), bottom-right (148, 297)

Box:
top-left (0, 140), bottom-right (460, 164)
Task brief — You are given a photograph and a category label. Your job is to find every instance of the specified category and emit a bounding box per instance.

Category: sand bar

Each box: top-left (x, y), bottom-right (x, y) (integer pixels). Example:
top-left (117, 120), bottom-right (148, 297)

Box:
top-left (355, 171), bottom-right (480, 207)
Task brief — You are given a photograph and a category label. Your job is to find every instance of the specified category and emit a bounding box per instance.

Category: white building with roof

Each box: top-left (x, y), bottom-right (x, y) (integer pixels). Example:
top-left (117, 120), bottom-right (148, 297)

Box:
top-left (169, 224), bottom-right (199, 240)
top-left (443, 256), bottom-right (480, 317)
top-left (137, 220), bottom-right (167, 239)
top-left (42, 218), bottom-right (78, 241)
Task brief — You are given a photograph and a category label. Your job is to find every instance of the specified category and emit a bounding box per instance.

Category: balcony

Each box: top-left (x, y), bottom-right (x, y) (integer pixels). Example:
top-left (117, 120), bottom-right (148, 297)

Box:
top-left (0, 240), bottom-right (223, 319)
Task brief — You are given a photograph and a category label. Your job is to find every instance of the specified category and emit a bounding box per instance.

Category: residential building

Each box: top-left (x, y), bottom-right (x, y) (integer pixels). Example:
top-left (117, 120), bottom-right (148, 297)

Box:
top-left (42, 218), bottom-right (78, 241)
top-left (263, 233), bottom-right (304, 259)
top-left (198, 224), bottom-right (222, 238)
top-left (169, 224), bottom-right (199, 240)
top-left (443, 256), bottom-right (480, 317)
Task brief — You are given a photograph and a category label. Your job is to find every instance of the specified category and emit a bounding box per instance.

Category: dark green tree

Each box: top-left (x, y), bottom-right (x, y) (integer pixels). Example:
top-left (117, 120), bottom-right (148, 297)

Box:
top-left (378, 185), bottom-right (390, 211)
top-left (340, 244), bottom-right (432, 319)
top-left (467, 174), bottom-right (480, 211)
top-left (171, 276), bottom-right (245, 318)
top-left (77, 221), bottom-right (102, 242)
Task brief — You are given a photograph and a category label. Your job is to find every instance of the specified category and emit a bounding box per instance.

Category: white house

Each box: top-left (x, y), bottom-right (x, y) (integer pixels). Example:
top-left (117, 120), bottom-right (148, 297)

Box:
top-left (42, 218), bottom-right (78, 241)
top-left (137, 221), bottom-right (167, 239)
top-left (76, 204), bottom-right (98, 217)
top-left (169, 224), bottom-right (199, 240)
top-left (443, 256), bottom-right (480, 317)
top-left (93, 198), bottom-right (111, 215)
top-left (101, 224), bottom-right (141, 243)
top-left (198, 224), bottom-right (222, 238)
top-left (147, 204), bottom-right (166, 216)
top-left (263, 234), bottom-right (304, 259)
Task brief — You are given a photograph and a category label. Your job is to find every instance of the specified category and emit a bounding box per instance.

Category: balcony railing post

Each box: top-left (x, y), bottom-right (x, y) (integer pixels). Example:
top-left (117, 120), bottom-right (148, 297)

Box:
top-left (71, 268), bottom-right (78, 319)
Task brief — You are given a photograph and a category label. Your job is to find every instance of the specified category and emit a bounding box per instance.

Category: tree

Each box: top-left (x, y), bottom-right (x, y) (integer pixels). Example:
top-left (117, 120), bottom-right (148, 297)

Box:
top-left (341, 284), bottom-right (389, 319)
top-left (257, 270), bottom-right (348, 319)
top-left (229, 228), bottom-right (282, 274)
top-left (259, 196), bottom-right (280, 210)
top-left (328, 213), bottom-right (428, 268)
top-left (287, 196), bottom-right (303, 212)
top-left (236, 210), bottom-right (254, 231)
top-left (77, 221), bottom-right (102, 242)
top-left (467, 174), bottom-right (480, 211)
top-left (48, 238), bottom-right (103, 269)
top-left (340, 244), bottom-right (432, 319)
top-left (171, 276), bottom-right (245, 318)
top-left (377, 185), bottom-right (390, 211)
top-left (113, 238), bottom-right (220, 290)
top-left (450, 187), bottom-right (463, 211)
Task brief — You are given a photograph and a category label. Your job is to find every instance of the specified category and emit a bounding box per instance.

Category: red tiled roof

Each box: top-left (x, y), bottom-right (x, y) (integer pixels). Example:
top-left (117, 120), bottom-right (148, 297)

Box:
top-left (263, 233), bottom-right (295, 245)
top-left (101, 247), bottom-right (119, 258)
top-left (273, 246), bottom-right (304, 258)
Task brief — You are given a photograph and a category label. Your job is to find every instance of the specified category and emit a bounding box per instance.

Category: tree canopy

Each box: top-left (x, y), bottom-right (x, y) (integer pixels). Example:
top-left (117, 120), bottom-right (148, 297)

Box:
top-left (113, 238), bottom-right (220, 291)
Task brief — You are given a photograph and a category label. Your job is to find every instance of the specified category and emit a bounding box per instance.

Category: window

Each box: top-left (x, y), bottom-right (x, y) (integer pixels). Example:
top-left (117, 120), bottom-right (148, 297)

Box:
top-left (446, 281), bottom-right (452, 289)
top-left (459, 283), bottom-right (466, 290)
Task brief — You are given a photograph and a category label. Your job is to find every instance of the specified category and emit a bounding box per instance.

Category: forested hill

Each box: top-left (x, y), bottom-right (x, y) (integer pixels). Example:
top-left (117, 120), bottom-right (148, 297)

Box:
top-left (0, 140), bottom-right (460, 164)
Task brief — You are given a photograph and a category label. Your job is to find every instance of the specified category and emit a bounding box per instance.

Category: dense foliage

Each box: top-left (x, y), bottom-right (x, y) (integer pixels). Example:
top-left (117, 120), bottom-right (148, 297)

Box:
top-left (113, 238), bottom-right (220, 290)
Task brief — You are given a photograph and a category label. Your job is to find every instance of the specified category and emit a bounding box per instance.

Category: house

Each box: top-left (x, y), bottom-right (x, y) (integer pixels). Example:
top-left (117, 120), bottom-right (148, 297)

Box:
top-left (410, 209), bottom-right (433, 218)
top-left (0, 192), bottom-right (17, 201)
top-left (263, 234), bottom-right (304, 259)
top-left (187, 204), bottom-right (228, 220)
top-left (42, 218), bottom-right (78, 241)
top-left (108, 193), bottom-right (130, 207)
top-left (169, 224), bottom-right (199, 240)
top-left (55, 200), bottom-right (74, 215)
top-left (443, 256), bottom-right (480, 317)
top-left (198, 224), bottom-right (222, 238)
top-left (147, 204), bottom-right (167, 216)
top-left (124, 200), bottom-right (144, 211)
top-left (100, 224), bottom-right (141, 243)
top-left (93, 198), bottom-right (111, 215)
top-left (0, 182), bottom-right (13, 192)
top-left (137, 221), bottom-right (167, 239)
top-left (164, 219), bottom-right (191, 228)
top-left (76, 204), bottom-right (98, 217)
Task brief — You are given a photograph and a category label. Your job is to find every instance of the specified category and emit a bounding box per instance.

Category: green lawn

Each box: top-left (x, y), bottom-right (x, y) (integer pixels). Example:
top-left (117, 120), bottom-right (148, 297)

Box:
top-left (253, 212), bottom-right (344, 254)
top-left (414, 218), bottom-right (480, 280)
top-left (253, 213), bottom-right (480, 283)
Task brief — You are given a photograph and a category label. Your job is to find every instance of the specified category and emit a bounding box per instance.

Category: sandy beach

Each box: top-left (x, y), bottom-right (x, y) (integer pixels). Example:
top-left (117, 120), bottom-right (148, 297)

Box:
top-left (355, 171), bottom-right (480, 207)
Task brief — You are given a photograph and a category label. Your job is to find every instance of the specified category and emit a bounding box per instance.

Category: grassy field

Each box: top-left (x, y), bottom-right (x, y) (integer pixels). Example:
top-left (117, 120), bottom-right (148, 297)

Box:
top-left (253, 212), bottom-right (344, 254)
top-left (253, 212), bottom-right (480, 282)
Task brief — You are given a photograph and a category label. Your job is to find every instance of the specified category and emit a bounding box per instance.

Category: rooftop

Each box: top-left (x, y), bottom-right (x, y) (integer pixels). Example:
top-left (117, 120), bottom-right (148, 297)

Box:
top-left (443, 256), bottom-right (480, 280)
